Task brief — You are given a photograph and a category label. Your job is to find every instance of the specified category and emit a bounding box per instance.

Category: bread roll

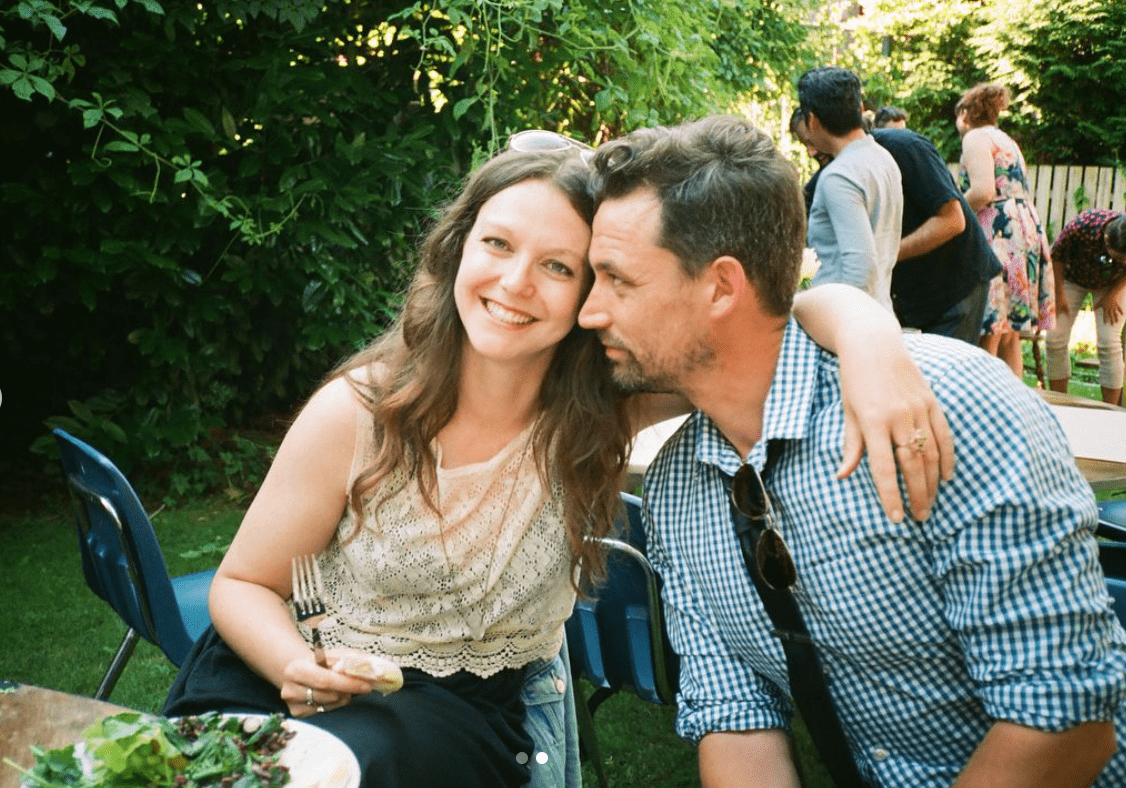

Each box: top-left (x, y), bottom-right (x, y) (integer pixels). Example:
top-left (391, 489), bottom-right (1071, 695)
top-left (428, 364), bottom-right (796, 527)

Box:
top-left (333, 654), bottom-right (404, 695)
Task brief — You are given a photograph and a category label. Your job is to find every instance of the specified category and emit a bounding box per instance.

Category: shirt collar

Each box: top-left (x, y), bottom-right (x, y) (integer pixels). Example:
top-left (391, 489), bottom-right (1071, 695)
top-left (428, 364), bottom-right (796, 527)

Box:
top-left (692, 317), bottom-right (822, 474)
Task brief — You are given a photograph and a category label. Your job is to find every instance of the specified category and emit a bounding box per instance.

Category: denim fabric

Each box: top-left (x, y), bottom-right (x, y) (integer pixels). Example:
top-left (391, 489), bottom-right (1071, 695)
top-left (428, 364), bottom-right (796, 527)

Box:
top-left (521, 639), bottom-right (580, 788)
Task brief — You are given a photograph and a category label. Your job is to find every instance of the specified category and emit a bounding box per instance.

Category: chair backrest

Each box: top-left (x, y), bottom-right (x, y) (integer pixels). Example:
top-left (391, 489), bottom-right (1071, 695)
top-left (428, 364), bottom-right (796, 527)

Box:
top-left (52, 428), bottom-right (196, 665)
top-left (566, 492), bottom-right (678, 706)
top-left (1097, 506), bottom-right (1126, 628)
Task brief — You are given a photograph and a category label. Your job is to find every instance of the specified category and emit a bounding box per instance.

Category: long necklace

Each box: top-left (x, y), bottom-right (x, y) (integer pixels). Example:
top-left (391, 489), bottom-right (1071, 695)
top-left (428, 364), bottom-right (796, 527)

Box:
top-left (435, 429), bottom-right (533, 638)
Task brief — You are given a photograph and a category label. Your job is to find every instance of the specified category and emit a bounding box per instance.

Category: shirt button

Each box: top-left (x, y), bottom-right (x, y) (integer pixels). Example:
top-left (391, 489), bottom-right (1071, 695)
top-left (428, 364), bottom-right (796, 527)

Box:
top-left (872, 748), bottom-right (889, 762)
top-left (554, 675), bottom-right (567, 694)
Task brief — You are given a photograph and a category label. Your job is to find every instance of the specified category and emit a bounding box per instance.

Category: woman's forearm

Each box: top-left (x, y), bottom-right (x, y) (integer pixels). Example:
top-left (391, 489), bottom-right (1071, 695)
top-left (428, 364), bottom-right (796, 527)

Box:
top-left (792, 283), bottom-right (900, 353)
top-left (209, 574), bottom-right (312, 688)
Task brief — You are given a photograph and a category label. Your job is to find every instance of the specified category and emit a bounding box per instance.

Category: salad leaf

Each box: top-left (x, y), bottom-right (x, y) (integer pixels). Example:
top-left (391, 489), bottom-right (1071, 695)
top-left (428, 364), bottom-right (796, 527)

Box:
top-left (7, 711), bottom-right (293, 788)
top-left (85, 712), bottom-right (187, 784)
top-left (16, 744), bottom-right (84, 787)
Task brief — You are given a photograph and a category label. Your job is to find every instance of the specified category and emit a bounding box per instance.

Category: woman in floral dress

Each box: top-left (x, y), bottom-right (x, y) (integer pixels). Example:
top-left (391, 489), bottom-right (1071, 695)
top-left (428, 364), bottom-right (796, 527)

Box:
top-left (957, 82), bottom-right (1057, 377)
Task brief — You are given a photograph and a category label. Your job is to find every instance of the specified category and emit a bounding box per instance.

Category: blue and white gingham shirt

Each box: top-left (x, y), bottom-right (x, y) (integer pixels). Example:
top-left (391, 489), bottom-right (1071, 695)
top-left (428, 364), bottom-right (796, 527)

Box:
top-left (643, 319), bottom-right (1126, 787)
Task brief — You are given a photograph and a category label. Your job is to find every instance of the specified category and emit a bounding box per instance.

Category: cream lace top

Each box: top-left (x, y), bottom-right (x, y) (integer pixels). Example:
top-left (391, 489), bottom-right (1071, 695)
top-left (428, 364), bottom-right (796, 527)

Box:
top-left (296, 418), bottom-right (576, 677)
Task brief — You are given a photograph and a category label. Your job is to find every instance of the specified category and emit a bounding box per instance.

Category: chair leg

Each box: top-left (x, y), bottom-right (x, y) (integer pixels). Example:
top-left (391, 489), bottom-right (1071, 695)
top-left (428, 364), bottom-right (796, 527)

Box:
top-left (1032, 333), bottom-right (1046, 389)
top-left (588, 686), bottom-right (615, 717)
top-left (573, 679), bottom-right (609, 788)
top-left (95, 628), bottom-right (139, 700)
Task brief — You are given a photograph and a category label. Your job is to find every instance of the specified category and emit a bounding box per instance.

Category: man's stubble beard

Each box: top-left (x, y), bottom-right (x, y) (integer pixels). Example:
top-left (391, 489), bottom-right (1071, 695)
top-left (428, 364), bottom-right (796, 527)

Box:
top-left (606, 337), bottom-right (715, 396)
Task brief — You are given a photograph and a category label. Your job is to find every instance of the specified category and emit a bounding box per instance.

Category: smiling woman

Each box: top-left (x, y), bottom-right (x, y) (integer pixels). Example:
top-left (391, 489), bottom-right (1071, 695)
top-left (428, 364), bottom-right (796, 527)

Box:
top-left (161, 145), bottom-right (628, 788)
top-left (453, 178), bottom-right (591, 386)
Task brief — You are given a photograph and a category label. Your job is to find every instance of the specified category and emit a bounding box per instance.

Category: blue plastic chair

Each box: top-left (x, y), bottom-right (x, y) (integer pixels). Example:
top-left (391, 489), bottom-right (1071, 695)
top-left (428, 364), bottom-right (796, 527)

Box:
top-left (565, 492), bottom-right (678, 788)
top-left (1098, 500), bottom-right (1126, 626)
top-left (52, 428), bottom-right (216, 699)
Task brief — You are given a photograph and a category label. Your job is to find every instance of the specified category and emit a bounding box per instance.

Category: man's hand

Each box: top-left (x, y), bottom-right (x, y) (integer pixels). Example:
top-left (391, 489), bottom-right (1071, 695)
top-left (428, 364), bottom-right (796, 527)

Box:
top-left (898, 199), bottom-right (964, 261)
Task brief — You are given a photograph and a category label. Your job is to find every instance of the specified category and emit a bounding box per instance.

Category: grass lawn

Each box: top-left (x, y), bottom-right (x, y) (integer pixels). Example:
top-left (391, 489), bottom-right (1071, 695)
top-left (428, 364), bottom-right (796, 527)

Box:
top-left (0, 496), bottom-right (244, 713)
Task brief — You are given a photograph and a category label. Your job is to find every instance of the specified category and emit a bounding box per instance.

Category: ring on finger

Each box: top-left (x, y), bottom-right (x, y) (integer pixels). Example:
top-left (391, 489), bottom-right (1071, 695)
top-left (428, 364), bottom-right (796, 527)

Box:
top-left (316, 705), bottom-right (326, 714)
top-left (895, 428), bottom-right (927, 455)
top-left (305, 687), bottom-right (315, 707)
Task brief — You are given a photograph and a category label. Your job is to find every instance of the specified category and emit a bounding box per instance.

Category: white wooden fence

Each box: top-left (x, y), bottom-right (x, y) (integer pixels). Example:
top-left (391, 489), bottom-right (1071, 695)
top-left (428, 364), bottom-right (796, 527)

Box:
top-left (947, 163), bottom-right (1126, 241)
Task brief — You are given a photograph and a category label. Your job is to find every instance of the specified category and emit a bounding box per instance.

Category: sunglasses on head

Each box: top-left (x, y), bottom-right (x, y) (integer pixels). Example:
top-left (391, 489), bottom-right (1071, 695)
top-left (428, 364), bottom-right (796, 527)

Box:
top-left (731, 463), bottom-right (797, 592)
top-left (507, 129), bottom-right (594, 164)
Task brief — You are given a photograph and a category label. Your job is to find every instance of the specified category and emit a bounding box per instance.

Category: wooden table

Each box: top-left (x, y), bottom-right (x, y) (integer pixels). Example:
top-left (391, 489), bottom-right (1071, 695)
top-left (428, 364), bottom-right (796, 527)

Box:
top-left (1075, 458), bottom-right (1126, 493)
top-left (1039, 393), bottom-right (1126, 494)
top-left (0, 684), bottom-right (129, 788)
top-left (1035, 387), bottom-right (1126, 412)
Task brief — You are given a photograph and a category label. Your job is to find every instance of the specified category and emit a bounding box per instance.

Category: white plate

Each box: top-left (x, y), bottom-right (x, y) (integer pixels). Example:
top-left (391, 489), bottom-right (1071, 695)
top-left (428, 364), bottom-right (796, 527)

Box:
top-left (29, 713), bottom-right (360, 788)
top-left (273, 715), bottom-right (361, 788)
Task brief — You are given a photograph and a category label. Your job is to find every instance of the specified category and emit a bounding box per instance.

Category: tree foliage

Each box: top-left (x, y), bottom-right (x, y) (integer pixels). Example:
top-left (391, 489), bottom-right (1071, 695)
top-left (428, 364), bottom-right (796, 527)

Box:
top-left (974, 0), bottom-right (1126, 164)
top-left (853, 0), bottom-right (1126, 165)
top-left (2, 0), bottom-right (460, 494)
top-left (1, 0), bottom-right (818, 495)
top-left (846, 0), bottom-right (987, 160)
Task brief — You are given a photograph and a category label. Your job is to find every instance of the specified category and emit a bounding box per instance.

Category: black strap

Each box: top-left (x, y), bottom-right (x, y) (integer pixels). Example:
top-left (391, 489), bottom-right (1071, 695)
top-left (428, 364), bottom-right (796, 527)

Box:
top-left (730, 442), bottom-right (869, 788)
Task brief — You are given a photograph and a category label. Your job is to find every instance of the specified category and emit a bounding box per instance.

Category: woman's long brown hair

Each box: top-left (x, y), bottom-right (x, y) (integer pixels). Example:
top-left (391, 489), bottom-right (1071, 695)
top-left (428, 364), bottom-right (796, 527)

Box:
top-left (328, 148), bottom-right (631, 593)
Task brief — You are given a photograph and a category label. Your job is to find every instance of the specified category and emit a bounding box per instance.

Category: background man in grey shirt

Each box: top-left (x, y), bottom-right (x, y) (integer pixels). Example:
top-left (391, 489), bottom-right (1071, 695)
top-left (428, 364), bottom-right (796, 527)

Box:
top-left (797, 67), bottom-right (902, 311)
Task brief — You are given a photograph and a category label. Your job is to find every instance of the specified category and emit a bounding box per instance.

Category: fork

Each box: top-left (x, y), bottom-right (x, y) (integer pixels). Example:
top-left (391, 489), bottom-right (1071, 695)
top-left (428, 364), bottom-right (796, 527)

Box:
top-left (291, 553), bottom-right (329, 667)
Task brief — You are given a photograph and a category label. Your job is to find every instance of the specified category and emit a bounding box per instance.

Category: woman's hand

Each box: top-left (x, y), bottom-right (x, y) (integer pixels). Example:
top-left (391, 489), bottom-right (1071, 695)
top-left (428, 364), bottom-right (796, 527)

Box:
top-left (281, 649), bottom-right (380, 718)
top-left (836, 330), bottom-right (956, 523)
top-left (791, 284), bottom-right (955, 522)
top-left (1096, 291), bottom-right (1124, 325)
top-left (1056, 285), bottom-right (1071, 318)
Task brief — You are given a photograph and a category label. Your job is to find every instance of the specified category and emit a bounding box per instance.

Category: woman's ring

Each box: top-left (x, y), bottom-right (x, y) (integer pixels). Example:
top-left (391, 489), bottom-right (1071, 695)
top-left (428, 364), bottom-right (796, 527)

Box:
top-left (316, 705), bottom-right (326, 714)
top-left (896, 428), bottom-right (927, 455)
top-left (305, 687), bottom-right (315, 707)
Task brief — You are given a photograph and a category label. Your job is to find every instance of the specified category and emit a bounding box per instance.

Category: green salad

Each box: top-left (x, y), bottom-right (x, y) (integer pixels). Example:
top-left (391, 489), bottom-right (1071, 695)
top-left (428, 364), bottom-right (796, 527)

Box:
top-left (10, 711), bottom-right (295, 788)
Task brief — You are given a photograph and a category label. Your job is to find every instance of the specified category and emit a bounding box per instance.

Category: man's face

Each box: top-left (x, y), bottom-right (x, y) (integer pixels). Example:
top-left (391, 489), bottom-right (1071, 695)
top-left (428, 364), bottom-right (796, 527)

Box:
top-left (795, 117), bottom-right (832, 167)
top-left (578, 189), bottom-right (714, 393)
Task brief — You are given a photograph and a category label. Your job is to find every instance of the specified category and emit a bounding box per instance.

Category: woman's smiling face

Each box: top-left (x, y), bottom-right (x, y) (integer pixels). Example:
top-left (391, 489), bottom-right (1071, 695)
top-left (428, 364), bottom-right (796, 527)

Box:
top-left (454, 177), bottom-right (591, 375)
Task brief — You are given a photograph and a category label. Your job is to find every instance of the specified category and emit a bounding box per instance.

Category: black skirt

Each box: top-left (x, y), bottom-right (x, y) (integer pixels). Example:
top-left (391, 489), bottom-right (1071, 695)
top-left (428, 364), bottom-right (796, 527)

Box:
top-left (163, 627), bottom-right (533, 788)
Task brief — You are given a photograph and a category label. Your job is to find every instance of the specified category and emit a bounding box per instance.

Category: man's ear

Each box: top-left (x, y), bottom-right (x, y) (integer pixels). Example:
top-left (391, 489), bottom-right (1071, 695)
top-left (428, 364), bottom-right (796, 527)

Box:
top-left (706, 255), bottom-right (747, 318)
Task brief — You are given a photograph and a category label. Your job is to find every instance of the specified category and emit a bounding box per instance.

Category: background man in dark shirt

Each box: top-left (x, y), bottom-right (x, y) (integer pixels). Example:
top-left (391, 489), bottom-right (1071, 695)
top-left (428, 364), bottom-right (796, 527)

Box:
top-left (871, 127), bottom-right (1001, 344)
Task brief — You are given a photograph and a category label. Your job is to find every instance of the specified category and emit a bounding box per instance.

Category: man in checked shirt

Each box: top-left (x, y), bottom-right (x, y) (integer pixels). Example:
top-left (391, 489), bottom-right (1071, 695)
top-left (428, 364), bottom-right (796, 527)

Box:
top-left (578, 115), bottom-right (1126, 787)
